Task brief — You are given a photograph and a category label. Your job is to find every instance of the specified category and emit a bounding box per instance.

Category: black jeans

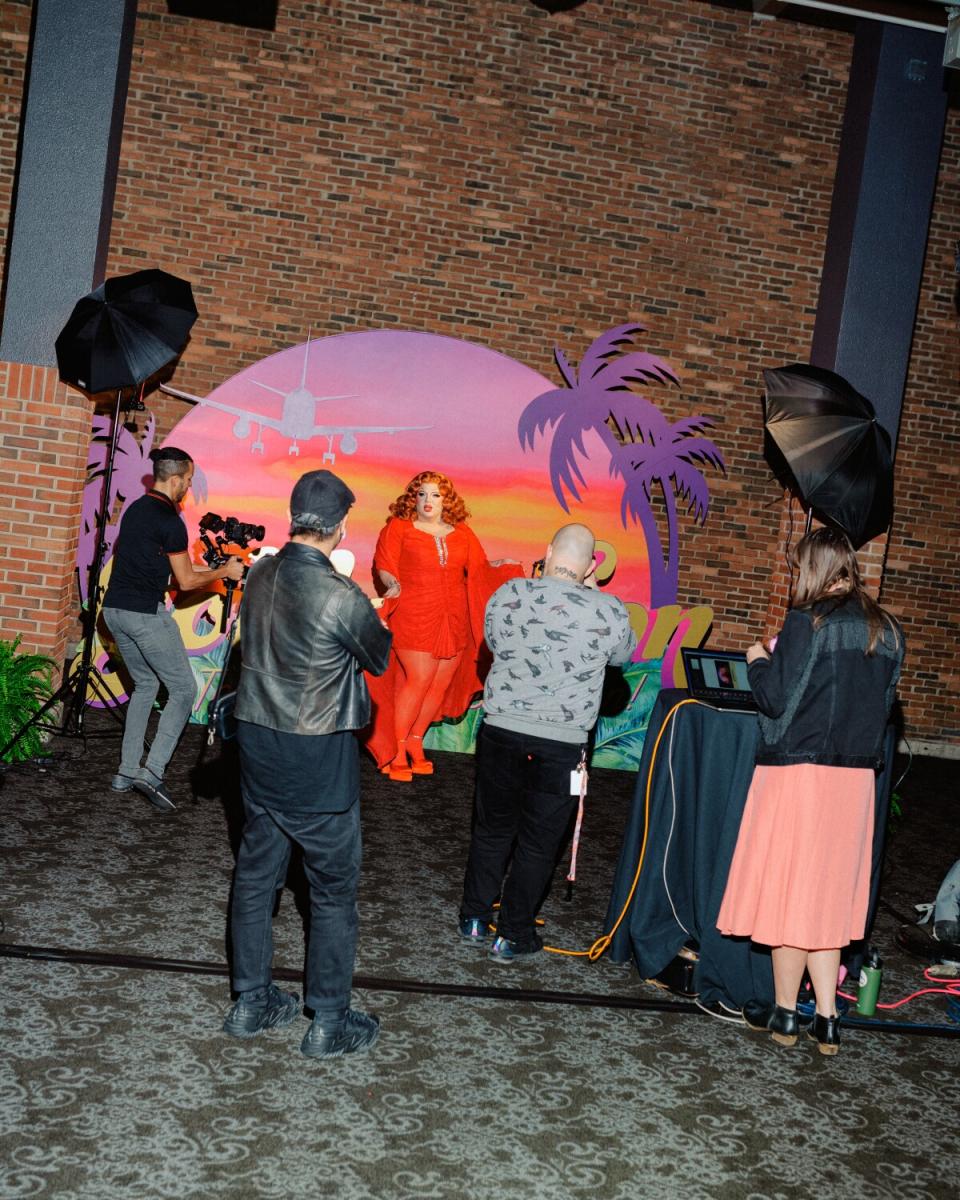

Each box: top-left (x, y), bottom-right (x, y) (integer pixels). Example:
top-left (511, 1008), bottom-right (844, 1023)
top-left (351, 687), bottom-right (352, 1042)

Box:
top-left (460, 723), bottom-right (584, 950)
top-left (229, 796), bottom-right (361, 1015)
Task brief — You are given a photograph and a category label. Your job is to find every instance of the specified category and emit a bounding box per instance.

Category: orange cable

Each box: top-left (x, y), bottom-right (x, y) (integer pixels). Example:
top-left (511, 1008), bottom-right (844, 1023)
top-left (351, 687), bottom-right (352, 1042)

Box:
top-left (543, 699), bottom-right (703, 959)
top-left (533, 705), bottom-right (960, 1013)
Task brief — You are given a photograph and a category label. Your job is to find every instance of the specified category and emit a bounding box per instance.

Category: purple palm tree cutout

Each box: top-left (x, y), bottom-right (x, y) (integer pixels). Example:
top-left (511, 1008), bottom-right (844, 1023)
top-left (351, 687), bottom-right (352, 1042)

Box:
top-left (518, 324), bottom-right (724, 606)
top-left (610, 412), bottom-right (724, 606)
top-left (518, 323), bottom-right (678, 510)
top-left (77, 413), bottom-right (156, 607)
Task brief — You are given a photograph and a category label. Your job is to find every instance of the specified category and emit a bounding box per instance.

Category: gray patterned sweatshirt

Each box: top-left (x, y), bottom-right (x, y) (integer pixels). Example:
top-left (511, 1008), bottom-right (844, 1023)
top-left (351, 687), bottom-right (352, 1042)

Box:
top-left (482, 576), bottom-right (637, 744)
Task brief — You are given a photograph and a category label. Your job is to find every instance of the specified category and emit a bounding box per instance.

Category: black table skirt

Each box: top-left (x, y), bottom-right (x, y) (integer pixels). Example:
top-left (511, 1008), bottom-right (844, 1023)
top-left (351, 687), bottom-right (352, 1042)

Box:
top-left (603, 690), bottom-right (894, 1009)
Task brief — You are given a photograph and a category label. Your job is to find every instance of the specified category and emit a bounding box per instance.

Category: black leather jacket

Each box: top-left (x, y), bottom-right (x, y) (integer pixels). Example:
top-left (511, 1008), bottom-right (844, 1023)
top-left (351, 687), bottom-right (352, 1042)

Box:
top-left (748, 596), bottom-right (904, 770)
top-left (235, 541), bottom-right (392, 735)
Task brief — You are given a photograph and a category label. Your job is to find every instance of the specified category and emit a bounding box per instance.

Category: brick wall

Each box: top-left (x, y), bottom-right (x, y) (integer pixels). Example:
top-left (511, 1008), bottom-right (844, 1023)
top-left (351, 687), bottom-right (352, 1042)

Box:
top-left (0, 0), bottom-right (956, 746)
top-left (0, 362), bottom-right (91, 671)
top-left (108, 0), bottom-right (853, 641)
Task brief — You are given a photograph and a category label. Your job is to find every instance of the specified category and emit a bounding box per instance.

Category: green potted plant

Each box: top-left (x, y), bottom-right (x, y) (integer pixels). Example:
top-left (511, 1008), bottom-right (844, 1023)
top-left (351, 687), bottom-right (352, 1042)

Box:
top-left (0, 636), bottom-right (55, 763)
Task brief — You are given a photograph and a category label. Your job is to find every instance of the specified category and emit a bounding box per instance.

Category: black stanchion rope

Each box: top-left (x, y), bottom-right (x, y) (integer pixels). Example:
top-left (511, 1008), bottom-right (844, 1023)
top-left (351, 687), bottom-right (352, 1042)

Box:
top-left (1, 942), bottom-right (957, 1037)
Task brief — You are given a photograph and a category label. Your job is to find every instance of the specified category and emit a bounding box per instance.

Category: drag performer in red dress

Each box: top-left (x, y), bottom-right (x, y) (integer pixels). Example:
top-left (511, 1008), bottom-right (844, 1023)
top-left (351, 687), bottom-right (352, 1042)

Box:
top-left (366, 471), bottom-right (521, 781)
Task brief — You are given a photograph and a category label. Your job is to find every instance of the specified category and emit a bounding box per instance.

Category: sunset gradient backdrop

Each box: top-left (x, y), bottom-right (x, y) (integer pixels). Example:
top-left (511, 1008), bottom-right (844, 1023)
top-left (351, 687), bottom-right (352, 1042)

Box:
top-left (170, 330), bottom-right (653, 607)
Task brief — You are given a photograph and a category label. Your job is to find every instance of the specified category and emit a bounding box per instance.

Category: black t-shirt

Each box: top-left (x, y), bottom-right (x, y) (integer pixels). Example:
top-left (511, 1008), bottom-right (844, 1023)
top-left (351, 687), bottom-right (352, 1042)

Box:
top-left (102, 492), bottom-right (189, 614)
top-left (236, 722), bottom-right (359, 812)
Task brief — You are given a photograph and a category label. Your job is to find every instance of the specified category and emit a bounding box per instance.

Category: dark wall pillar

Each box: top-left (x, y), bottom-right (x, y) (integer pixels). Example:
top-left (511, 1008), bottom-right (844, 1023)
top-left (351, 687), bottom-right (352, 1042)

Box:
top-left (811, 20), bottom-right (948, 453)
top-left (0, 0), bottom-right (137, 367)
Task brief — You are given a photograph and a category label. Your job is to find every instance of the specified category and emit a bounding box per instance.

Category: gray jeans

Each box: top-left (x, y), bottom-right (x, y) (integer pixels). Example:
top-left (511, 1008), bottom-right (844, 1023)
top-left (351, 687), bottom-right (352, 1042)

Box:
top-left (103, 604), bottom-right (196, 779)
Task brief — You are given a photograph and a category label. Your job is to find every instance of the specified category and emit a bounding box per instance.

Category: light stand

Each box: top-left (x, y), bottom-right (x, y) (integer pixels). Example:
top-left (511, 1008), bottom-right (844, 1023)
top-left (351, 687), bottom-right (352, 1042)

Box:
top-left (0, 386), bottom-right (134, 761)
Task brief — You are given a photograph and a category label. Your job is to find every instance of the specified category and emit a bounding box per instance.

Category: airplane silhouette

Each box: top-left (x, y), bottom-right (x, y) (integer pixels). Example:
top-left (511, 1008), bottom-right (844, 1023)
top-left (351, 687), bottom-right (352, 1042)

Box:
top-left (160, 337), bottom-right (430, 461)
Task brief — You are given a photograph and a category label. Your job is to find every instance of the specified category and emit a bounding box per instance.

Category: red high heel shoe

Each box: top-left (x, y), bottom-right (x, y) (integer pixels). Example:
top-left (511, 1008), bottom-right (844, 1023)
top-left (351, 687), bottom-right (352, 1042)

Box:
top-left (381, 740), bottom-right (413, 782)
top-left (406, 734), bottom-right (434, 775)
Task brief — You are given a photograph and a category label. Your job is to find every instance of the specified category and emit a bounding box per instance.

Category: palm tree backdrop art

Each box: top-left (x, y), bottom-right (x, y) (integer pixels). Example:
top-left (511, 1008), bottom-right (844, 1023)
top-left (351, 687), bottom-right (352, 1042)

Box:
top-left (518, 323), bottom-right (724, 607)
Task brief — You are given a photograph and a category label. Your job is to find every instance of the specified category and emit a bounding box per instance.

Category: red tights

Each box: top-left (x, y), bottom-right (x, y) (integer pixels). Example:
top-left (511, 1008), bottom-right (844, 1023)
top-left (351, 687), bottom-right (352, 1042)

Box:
top-left (390, 648), bottom-right (463, 767)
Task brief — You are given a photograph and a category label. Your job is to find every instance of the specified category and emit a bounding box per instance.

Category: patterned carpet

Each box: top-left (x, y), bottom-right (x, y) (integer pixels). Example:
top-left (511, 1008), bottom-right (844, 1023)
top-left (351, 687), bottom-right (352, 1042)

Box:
top-left (1, 715), bottom-right (958, 1200)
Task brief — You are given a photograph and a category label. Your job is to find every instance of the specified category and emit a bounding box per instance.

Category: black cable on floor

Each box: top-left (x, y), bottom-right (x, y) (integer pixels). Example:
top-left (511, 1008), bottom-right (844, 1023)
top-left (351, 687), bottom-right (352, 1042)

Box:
top-left (0, 941), bottom-right (695, 1014)
top-left (2, 941), bottom-right (958, 1036)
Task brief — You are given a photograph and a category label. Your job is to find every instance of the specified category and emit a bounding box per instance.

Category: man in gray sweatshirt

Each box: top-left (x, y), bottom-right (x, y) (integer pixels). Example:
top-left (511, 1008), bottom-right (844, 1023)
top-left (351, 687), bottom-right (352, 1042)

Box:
top-left (458, 523), bottom-right (637, 962)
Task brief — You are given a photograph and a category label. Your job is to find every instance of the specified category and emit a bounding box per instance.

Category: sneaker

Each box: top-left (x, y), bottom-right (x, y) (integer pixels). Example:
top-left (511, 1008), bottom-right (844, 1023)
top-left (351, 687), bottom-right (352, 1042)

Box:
top-left (110, 772), bottom-right (138, 792)
top-left (300, 1008), bottom-right (380, 1059)
top-left (223, 984), bottom-right (300, 1038)
top-left (133, 770), bottom-right (176, 812)
top-left (458, 917), bottom-right (490, 944)
top-left (694, 997), bottom-right (744, 1023)
top-left (488, 935), bottom-right (542, 964)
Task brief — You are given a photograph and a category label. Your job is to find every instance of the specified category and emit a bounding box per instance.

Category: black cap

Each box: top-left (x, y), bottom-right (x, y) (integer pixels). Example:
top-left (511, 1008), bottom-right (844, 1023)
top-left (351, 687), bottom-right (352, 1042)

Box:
top-left (290, 469), bottom-right (355, 530)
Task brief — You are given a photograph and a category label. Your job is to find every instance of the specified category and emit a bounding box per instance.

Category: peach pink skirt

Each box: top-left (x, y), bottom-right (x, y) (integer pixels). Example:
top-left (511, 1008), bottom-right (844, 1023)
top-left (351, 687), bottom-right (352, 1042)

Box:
top-left (716, 763), bottom-right (875, 950)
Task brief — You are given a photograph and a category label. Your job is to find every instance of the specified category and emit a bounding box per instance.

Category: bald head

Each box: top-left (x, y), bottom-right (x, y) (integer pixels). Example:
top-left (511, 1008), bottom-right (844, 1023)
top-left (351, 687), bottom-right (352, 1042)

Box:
top-left (544, 523), bottom-right (596, 584)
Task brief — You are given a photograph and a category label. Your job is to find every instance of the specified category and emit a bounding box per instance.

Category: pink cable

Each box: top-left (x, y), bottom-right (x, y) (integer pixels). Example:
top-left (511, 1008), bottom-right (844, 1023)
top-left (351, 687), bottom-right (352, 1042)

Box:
top-left (838, 969), bottom-right (960, 1010)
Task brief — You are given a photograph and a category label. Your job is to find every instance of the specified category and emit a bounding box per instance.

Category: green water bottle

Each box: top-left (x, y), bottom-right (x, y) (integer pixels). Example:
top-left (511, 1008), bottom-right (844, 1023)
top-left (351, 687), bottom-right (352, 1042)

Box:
top-left (855, 947), bottom-right (883, 1015)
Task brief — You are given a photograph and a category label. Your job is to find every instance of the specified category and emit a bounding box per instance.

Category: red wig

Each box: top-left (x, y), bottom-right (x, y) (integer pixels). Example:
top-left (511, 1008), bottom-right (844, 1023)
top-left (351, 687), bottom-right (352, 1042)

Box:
top-left (390, 471), bottom-right (470, 525)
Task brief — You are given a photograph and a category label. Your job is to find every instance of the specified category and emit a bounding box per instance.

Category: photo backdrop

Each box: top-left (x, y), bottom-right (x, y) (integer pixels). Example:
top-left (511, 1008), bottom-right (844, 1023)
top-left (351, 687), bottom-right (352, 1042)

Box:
top-left (77, 329), bottom-right (717, 769)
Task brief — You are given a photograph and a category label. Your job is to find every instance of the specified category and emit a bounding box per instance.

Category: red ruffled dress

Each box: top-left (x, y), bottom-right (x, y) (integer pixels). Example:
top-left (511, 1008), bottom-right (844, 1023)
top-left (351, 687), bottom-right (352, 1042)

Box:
top-left (364, 517), bottom-right (521, 768)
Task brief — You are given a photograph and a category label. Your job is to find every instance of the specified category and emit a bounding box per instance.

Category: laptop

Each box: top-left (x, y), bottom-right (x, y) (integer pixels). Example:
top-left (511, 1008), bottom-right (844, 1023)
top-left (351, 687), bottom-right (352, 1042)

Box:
top-left (681, 647), bottom-right (757, 711)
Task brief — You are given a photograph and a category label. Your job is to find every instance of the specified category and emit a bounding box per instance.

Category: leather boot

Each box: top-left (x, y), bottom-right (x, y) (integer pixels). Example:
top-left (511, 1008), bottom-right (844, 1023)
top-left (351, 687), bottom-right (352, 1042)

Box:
top-left (742, 999), bottom-right (799, 1046)
top-left (807, 1012), bottom-right (841, 1056)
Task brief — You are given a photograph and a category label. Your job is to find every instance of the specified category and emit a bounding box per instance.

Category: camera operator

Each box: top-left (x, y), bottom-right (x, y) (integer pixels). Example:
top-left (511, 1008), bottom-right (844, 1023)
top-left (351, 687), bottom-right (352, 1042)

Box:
top-left (102, 446), bottom-right (243, 811)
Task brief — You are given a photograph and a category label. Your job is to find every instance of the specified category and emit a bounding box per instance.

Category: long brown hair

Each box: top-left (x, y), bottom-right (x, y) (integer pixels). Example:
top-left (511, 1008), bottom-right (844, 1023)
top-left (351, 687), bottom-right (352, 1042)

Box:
top-left (389, 471), bottom-right (469, 525)
top-left (791, 527), bottom-right (899, 655)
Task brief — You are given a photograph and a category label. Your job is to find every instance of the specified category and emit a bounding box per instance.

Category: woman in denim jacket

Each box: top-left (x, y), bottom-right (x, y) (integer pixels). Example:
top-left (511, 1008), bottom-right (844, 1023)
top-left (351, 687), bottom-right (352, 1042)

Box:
top-left (718, 527), bottom-right (904, 1055)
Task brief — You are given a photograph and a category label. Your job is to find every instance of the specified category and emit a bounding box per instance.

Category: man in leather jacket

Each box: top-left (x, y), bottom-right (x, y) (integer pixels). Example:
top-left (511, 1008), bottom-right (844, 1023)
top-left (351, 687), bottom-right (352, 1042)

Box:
top-left (222, 469), bottom-right (392, 1059)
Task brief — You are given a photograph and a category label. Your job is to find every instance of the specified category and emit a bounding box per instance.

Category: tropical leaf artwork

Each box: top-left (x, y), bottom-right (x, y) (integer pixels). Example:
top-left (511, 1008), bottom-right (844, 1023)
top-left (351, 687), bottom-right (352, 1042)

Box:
top-left (0, 637), bottom-right (55, 763)
top-left (188, 629), bottom-right (237, 726)
top-left (518, 324), bottom-right (725, 607)
top-left (424, 700), bottom-right (484, 755)
top-left (77, 412), bottom-right (156, 608)
top-left (590, 659), bottom-right (664, 770)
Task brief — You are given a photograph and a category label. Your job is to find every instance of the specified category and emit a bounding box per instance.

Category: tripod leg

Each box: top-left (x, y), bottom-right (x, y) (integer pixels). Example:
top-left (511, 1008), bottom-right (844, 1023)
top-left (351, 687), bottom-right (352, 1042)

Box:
top-left (60, 659), bottom-right (88, 737)
top-left (79, 665), bottom-right (127, 728)
top-left (58, 658), bottom-right (119, 738)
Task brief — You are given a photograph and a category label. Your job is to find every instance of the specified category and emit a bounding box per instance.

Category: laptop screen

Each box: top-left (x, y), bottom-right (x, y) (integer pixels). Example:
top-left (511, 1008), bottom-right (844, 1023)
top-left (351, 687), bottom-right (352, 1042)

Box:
top-left (681, 647), bottom-right (756, 709)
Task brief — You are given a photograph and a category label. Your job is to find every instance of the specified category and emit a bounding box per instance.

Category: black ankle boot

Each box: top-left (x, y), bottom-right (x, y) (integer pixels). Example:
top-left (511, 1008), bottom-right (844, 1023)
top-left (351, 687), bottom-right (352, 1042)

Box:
top-left (742, 999), bottom-right (799, 1046)
top-left (807, 1012), bottom-right (841, 1056)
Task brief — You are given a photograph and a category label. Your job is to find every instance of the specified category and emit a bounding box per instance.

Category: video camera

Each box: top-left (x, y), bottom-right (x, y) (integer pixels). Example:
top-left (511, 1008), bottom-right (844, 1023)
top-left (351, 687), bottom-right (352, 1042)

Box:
top-left (198, 512), bottom-right (265, 568)
top-left (198, 512), bottom-right (265, 632)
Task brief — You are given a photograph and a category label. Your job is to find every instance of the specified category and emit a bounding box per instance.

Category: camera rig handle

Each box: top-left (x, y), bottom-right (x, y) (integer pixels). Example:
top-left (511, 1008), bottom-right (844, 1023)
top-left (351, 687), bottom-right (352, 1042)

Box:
top-left (196, 512), bottom-right (265, 633)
